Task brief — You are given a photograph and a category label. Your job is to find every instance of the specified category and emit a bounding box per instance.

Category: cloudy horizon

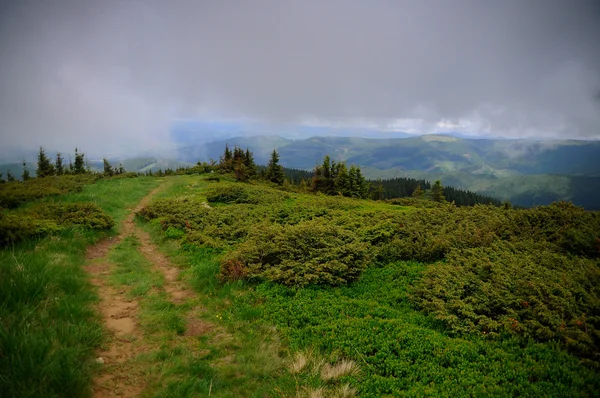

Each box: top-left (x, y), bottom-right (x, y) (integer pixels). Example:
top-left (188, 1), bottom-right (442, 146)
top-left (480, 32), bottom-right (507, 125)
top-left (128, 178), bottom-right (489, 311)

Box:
top-left (1, 0), bottom-right (599, 156)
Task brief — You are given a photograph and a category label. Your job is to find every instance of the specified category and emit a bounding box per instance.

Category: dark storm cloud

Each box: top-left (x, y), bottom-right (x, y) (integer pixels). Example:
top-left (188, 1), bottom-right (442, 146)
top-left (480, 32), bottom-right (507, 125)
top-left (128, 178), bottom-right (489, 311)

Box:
top-left (1, 0), bottom-right (599, 155)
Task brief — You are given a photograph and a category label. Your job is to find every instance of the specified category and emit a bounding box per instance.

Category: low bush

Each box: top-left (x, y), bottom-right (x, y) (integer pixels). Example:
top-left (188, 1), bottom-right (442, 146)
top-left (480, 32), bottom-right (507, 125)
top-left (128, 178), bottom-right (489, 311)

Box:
top-left (0, 175), bottom-right (99, 208)
top-left (0, 202), bottom-right (114, 244)
top-left (221, 220), bottom-right (370, 286)
top-left (411, 242), bottom-right (600, 361)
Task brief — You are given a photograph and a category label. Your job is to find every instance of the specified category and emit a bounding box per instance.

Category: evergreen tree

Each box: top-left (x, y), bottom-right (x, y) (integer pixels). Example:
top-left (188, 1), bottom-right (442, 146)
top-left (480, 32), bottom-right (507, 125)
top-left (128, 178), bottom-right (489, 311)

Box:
top-left (334, 162), bottom-right (349, 195)
top-left (6, 170), bottom-right (15, 182)
top-left (55, 152), bottom-right (64, 175)
top-left (244, 148), bottom-right (257, 178)
top-left (74, 148), bottom-right (86, 174)
top-left (412, 184), bottom-right (425, 198)
top-left (431, 180), bottom-right (446, 202)
top-left (0, 173), bottom-right (4, 183)
top-left (36, 147), bottom-right (56, 178)
top-left (68, 155), bottom-right (74, 174)
top-left (265, 149), bottom-right (285, 185)
top-left (118, 164), bottom-right (125, 174)
top-left (103, 158), bottom-right (114, 176)
top-left (371, 179), bottom-right (385, 200)
top-left (348, 165), bottom-right (369, 198)
top-left (22, 161), bottom-right (30, 181)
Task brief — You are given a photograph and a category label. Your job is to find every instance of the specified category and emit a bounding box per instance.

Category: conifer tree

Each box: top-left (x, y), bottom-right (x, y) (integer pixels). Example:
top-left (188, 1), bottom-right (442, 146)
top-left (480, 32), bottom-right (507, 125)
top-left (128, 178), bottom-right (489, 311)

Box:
top-left (431, 180), bottom-right (446, 202)
top-left (0, 173), bottom-right (4, 183)
top-left (36, 147), bottom-right (56, 178)
top-left (103, 158), bottom-right (114, 176)
top-left (265, 148), bottom-right (285, 185)
top-left (118, 164), bottom-right (125, 174)
top-left (244, 148), bottom-right (257, 178)
top-left (74, 148), bottom-right (86, 174)
top-left (55, 153), bottom-right (64, 175)
top-left (6, 170), bottom-right (15, 182)
top-left (22, 161), bottom-right (30, 181)
top-left (412, 184), bottom-right (425, 198)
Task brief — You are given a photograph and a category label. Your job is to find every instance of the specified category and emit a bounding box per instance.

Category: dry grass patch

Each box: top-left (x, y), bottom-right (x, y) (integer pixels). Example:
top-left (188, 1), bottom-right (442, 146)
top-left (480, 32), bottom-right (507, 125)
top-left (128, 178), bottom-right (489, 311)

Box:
top-left (320, 359), bottom-right (359, 381)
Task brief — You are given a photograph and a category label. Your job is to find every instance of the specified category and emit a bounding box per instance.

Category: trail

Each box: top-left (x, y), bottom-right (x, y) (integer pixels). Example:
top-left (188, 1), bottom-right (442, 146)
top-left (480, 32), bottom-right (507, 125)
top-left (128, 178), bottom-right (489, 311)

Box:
top-left (84, 181), bottom-right (208, 397)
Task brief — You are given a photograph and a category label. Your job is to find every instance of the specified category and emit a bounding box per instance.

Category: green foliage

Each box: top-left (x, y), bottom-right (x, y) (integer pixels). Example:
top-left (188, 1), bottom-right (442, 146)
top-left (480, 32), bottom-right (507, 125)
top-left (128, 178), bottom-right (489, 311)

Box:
top-left (222, 220), bottom-right (369, 286)
top-left (412, 243), bottom-right (600, 360)
top-left (312, 155), bottom-right (370, 198)
top-left (73, 148), bottom-right (86, 174)
top-left (0, 202), bottom-right (114, 244)
top-left (265, 148), bottom-right (285, 185)
top-left (218, 144), bottom-right (257, 181)
top-left (36, 147), bottom-right (56, 178)
top-left (254, 263), bottom-right (600, 397)
top-left (0, 174), bottom-right (98, 209)
top-left (55, 153), bottom-right (64, 176)
top-left (431, 179), bottom-right (446, 202)
top-left (103, 158), bottom-right (114, 176)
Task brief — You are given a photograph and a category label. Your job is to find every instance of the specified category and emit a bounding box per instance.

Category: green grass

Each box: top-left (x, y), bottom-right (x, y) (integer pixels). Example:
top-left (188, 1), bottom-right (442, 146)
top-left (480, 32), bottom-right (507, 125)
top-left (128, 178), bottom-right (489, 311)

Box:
top-left (0, 176), bottom-right (160, 397)
top-left (139, 174), bottom-right (599, 397)
top-left (254, 263), bottom-right (599, 397)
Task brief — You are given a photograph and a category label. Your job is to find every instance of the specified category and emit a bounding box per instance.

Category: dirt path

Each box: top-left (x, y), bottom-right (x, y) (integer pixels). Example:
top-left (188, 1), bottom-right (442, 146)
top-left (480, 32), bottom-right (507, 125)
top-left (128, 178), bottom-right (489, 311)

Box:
top-left (84, 182), bottom-right (205, 397)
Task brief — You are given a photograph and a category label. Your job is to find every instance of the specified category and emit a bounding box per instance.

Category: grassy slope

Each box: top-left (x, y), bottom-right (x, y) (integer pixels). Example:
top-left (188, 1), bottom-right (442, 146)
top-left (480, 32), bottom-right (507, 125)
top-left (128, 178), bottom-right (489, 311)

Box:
top-left (0, 177), bottom-right (160, 397)
top-left (140, 175), bottom-right (599, 397)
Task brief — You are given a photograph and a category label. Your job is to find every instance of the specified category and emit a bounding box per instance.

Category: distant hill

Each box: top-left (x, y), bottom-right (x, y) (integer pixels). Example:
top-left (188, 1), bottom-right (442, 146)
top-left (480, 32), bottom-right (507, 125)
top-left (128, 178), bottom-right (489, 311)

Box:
top-left (173, 134), bottom-right (600, 209)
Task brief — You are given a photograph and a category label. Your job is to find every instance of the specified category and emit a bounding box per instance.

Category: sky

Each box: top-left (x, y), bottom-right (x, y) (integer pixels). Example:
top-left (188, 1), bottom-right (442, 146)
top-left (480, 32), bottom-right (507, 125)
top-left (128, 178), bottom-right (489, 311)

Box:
top-left (0, 0), bottom-right (599, 157)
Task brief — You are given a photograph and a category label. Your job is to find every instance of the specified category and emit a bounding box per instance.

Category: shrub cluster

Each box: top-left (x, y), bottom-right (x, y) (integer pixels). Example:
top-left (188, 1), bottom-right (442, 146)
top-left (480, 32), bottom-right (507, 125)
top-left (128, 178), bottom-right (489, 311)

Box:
top-left (0, 175), bottom-right (98, 209)
top-left (221, 220), bottom-right (369, 286)
top-left (411, 242), bottom-right (600, 361)
top-left (140, 181), bottom-right (600, 359)
top-left (0, 202), bottom-right (113, 244)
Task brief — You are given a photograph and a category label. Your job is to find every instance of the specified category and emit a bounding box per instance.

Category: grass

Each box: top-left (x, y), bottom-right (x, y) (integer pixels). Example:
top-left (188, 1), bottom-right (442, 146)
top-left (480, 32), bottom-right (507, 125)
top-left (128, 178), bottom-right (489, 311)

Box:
top-left (139, 174), bottom-right (599, 397)
top-left (0, 176), bottom-right (160, 397)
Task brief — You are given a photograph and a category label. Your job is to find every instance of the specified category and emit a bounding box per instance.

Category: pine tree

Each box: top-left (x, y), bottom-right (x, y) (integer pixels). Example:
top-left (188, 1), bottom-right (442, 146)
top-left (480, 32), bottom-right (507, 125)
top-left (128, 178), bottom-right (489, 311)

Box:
top-left (6, 170), bottom-right (15, 182)
top-left (0, 173), bottom-right (4, 183)
top-left (334, 162), bottom-right (349, 195)
top-left (74, 148), bottom-right (86, 174)
top-left (22, 161), bottom-right (31, 181)
top-left (431, 180), bottom-right (446, 202)
top-left (118, 164), bottom-right (125, 174)
top-left (371, 179), bottom-right (385, 200)
top-left (412, 184), bottom-right (425, 198)
top-left (103, 158), bottom-right (114, 176)
top-left (244, 148), bottom-right (257, 178)
top-left (36, 147), bottom-right (56, 178)
top-left (265, 149), bottom-right (285, 185)
top-left (55, 153), bottom-right (64, 175)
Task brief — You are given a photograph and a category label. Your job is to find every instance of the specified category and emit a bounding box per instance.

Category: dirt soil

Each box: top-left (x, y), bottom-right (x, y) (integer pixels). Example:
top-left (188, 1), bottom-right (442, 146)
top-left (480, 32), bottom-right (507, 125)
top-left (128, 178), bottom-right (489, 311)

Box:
top-left (84, 183), bottom-right (210, 397)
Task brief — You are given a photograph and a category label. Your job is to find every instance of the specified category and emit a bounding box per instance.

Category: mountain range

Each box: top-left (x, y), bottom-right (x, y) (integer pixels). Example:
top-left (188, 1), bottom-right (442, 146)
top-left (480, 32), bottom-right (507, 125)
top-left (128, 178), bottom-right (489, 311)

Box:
top-left (2, 134), bottom-right (599, 209)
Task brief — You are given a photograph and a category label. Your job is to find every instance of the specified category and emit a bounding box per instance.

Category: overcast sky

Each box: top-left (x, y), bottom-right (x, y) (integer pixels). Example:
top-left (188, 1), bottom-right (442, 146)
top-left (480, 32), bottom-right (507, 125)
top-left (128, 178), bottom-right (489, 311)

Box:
top-left (1, 0), bottom-right (599, 155)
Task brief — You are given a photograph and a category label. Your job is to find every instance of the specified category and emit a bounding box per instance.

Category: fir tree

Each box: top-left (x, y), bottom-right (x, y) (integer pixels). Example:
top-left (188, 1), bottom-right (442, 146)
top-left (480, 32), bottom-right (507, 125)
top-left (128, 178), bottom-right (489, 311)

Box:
top-left (55, 152), bottom-right (64, 175)
top-left (103, 158), bottom-right (114, 176)
top-left (431, 180), bottom-right (446, 202)
top-left (265, 149), bottom-right (285, 185)
top-left (36, 147), bottom-right (56, 178)
top-left (412, 184), bottom-right (425, 198)
top-left (22, 161), bottom-right (30, 181)
top-left (74, 148), bottom-right (86, 174)
top-left (6, 170), bottom-right (15, 182)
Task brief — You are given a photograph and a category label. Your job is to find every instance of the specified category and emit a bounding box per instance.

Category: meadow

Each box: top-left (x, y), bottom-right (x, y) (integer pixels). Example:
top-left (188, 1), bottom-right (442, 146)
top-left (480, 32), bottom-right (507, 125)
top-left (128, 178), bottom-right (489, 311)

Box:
top-left (1, 172), bottom-right (598, 397)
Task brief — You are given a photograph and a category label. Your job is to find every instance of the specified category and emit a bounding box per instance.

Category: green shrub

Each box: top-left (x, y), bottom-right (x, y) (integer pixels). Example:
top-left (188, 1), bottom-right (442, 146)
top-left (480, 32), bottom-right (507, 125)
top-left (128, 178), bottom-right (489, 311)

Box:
top-left (0, 202), bottom-right (114, 244)
top-left (411, 242), bottom-right (600, 360)
top-left (0, 175), bottom-right (98, 208)
top-left (221, 220), bottom-right (370, 286)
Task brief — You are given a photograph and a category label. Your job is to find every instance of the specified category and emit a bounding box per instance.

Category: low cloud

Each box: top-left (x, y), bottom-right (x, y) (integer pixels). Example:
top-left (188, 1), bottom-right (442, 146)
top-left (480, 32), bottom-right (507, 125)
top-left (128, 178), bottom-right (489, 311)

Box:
top-left (0, 0), bottom-right (599, 157)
